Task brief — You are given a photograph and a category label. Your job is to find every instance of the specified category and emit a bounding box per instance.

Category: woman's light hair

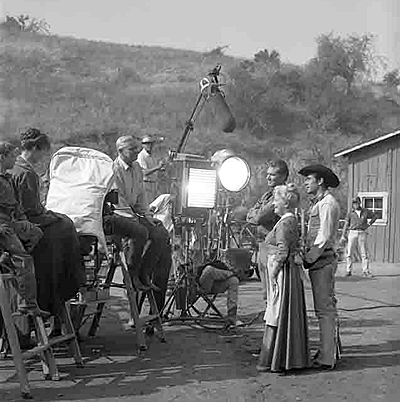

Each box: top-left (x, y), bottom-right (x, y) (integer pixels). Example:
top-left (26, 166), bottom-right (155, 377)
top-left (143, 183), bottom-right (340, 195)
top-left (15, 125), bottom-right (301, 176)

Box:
top-left (274, 183), bottom-right (300, 210)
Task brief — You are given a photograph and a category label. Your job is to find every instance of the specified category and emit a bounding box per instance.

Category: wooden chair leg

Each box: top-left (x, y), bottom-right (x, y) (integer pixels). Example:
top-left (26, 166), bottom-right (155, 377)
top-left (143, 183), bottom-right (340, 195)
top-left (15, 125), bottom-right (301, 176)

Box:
top-left (146, 290), bottom-right (166, 342)
top-left (32, 317), bottom-right (60, 381)
top-left (61, 302), bottom-right (84, 368)
top-left (88, 302), bottom-right (106, 337)
top-left (120, 252), bottom-right (147, 351)
top-left (88, 255), bottom-right (118, 337)
top-left (0, 276), bottom-right (31, 399)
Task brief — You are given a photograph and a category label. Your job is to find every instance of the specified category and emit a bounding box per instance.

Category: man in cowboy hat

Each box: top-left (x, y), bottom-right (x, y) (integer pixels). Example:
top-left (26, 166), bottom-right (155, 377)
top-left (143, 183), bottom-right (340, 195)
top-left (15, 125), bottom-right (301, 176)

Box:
top-left (299, 163), bottom-right (341, 370)
top-left (339, 196), bottom-right (378, 277)
top-left (136, 135), bottom-right (165, 204)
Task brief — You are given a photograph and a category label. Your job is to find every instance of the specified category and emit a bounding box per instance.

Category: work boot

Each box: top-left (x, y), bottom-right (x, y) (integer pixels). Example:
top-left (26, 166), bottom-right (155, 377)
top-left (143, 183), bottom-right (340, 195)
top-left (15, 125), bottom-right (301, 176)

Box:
top-left (14, 255), bottom-right (51, 319)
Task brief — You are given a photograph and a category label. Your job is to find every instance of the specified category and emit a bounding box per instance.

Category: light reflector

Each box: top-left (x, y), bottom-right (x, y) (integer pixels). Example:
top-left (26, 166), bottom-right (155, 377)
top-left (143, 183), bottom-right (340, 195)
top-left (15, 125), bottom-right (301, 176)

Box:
top-left (218, 156), bottom-right (250, 192)
top-left (187, 168), bottom-right (217, 208)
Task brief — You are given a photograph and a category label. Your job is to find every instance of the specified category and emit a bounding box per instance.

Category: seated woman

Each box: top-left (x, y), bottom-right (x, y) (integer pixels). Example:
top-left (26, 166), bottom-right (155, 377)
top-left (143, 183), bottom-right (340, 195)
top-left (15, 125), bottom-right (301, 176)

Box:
top-left (10, 128), bottom-right (85, 319)
top-left (257, 183), bottom-right (309, 373)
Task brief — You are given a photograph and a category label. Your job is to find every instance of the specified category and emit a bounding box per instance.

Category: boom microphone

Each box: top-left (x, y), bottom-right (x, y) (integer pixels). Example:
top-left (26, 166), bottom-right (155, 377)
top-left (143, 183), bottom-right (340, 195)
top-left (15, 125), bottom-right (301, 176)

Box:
top-left (208, 84), bottom-right (236, 133)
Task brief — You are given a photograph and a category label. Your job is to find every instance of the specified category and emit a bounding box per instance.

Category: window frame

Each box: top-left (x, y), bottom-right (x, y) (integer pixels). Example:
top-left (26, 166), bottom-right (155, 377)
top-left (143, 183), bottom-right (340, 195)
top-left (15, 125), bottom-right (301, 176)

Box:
top-left (357, 191), bottom-right (389, 226)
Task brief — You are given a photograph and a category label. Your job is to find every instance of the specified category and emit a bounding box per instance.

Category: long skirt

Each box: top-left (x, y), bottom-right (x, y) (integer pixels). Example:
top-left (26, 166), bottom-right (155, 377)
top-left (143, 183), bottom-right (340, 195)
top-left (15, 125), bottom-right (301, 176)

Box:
top-left (30, 212), bottom-right (85, 314)
top-left (265, 258), bottom-right (310, 371)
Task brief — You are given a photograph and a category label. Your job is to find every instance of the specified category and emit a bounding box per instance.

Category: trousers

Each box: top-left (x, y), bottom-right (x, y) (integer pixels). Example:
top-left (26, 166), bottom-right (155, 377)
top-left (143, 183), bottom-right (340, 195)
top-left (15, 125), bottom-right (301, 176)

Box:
top-left (199, 266), bottom-right (239, 321)
top-left (143, 224), bottom-right (172, 312)
top-left (346, 230), bottom-right (370, 273)
top-left (103, 214), bottom-right (148, 279)
top-left (309, 260), bottom-right (339, 367)
top-left (0, 221), bottom-right (43, 311)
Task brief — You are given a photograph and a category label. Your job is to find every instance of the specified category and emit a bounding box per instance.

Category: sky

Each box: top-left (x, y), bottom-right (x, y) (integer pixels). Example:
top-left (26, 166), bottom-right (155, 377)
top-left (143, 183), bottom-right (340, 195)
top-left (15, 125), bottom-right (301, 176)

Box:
top-left (1, 0), bottom-right (399, 71)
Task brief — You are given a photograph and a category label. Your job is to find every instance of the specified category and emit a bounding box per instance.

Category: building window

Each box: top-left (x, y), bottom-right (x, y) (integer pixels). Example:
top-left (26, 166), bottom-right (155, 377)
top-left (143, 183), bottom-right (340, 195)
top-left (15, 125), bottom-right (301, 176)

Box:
top-left (357, 192), bottom-right (388, 226)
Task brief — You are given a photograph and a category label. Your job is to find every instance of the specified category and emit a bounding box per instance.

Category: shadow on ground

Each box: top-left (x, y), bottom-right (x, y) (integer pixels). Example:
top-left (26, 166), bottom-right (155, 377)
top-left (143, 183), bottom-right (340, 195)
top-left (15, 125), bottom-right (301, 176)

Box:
top-left (234, 310), bottom-right (400, 376)
top-left (1, 323), bottom-right (257, 401)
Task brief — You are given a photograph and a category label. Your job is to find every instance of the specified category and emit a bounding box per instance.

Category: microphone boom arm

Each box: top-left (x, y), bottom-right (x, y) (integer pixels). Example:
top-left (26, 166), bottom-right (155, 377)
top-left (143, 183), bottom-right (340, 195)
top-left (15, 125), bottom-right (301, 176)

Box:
top-left (172, 65), bottom-right (225, 156)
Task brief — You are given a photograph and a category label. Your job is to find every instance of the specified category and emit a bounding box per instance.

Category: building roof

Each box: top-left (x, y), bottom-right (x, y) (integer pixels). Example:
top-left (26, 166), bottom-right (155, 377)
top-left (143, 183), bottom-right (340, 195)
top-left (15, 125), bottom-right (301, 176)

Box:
top-left (334, 129), bottom-right (400, 157)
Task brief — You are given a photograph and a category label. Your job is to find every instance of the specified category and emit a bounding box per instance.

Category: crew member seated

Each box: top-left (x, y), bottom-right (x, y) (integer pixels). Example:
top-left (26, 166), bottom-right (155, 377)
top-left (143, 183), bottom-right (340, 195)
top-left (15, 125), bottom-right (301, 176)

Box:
top-left (0, 141), bottom-right (49, 318)
top-left (112, 135), bottom-right (172, 310)
top-left (197, 252), bottom-right (242, 326)
top-left (102, 188), bottom-right (153, 291)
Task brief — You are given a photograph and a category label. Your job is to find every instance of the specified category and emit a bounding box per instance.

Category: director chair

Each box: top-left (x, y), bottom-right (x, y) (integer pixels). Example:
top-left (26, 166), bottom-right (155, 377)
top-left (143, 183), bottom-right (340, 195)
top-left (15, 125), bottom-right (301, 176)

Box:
top-left (0, 252), bottom-right (82, 400)
top-left (160, 259), bottom-right (231, 329)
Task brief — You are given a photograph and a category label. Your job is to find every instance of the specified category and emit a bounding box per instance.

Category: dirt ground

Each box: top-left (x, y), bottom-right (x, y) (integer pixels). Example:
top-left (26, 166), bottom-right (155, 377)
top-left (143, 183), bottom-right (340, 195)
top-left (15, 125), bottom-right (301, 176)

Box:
top-left (1, 261), bottom-right (400, 402)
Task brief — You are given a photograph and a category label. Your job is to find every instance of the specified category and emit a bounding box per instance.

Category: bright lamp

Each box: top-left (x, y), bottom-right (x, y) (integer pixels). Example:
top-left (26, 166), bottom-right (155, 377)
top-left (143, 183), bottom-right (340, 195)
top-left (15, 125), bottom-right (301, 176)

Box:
top-left (187, 167), bottom-right (217, 208)
top-left (211, 150), bottom-right (251, 192)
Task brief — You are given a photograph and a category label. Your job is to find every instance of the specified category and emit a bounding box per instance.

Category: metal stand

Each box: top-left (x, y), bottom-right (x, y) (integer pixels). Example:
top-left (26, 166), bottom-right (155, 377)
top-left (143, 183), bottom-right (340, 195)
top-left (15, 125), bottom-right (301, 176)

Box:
top-left (160, 220), bottom-right (229, 328)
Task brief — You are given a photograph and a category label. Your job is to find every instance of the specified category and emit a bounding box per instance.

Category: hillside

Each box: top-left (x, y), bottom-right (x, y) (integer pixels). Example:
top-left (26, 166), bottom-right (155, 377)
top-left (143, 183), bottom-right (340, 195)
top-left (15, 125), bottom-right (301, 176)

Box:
top-left (1, 30), bottom-right (258, 159)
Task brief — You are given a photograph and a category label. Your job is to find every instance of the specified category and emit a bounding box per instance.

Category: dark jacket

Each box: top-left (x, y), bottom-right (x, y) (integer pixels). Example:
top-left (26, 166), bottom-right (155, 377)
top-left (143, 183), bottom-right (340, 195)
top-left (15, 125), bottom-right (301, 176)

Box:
top-left (10, 156), bottom-right (59, 227)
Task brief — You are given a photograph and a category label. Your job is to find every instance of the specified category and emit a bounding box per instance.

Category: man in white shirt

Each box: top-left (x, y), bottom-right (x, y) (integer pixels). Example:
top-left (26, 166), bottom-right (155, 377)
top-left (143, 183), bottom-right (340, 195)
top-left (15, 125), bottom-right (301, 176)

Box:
top-left (103, 136), bottom-right (153, 291)
top-left (299, 164), bottom-right (341, 371)
top-left (136, 135), bottom-right (165, 203)
top-left (110, 136), bottom-right (172, 311)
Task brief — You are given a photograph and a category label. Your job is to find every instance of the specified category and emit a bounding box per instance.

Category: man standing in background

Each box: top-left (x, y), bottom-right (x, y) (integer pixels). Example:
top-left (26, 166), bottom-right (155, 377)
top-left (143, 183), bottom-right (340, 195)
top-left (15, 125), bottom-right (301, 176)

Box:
top-left (340, 197), bottom-right (378, 277)
top-left (137, 135), bottom-right (166, 204)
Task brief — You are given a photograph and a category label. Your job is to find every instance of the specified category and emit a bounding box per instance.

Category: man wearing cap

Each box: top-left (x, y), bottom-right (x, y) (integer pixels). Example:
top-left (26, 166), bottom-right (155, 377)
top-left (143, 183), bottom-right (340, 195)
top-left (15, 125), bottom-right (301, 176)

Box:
top-left (299, 164), bottom-right (341, 370)
top-left (137, 135), bottom-right (165, 204)
top-left (105, 136), bottom-right (154, 291)
top-left (340, 197), bottom-right (377, 277)
top-left (112, 136), bottom-right (172, 310)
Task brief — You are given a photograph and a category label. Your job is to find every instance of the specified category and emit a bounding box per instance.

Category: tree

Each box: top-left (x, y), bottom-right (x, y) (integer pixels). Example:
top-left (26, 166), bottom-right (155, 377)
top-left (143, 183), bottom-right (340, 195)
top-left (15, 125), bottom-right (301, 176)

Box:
top-left (254, 49), bottom-right (281, 67)
top-left (1, 15), bottom-right (50, 34)
top-left (383, 69), bottom-right (400, 88)
top-left (315, 33), bottom-right (378, 92)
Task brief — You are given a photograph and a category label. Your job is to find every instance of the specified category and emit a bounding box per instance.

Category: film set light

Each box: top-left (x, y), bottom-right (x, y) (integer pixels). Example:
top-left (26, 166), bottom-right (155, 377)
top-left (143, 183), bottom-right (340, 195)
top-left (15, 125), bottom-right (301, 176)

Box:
top-left (171, 153), bottom-right (217, 219)
top-left (211, 149), bottom-right (251, 192)
top-left (172, 150), bottom-right (250, 219)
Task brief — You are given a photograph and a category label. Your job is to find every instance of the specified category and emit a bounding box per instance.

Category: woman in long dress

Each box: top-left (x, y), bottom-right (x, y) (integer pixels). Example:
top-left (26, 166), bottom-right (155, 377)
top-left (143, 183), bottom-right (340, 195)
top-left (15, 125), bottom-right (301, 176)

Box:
top-left (10, 128), bottom-right (85, 318)
top-left (257, 183), bottom-right (310, 372)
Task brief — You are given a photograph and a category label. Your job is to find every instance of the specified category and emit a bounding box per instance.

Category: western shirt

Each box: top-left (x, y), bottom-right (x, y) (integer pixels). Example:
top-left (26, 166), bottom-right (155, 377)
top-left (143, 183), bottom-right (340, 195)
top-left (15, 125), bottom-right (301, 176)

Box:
top-left (306, 192), bottom-right (340, 250)
top-left (112, 156), bottom-right (149, 218)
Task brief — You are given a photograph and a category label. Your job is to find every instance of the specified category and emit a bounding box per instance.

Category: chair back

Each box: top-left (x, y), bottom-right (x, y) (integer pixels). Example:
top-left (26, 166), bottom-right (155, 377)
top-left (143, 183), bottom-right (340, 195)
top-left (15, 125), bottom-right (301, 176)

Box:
top-left (46, 147), bottom-right (114, 252)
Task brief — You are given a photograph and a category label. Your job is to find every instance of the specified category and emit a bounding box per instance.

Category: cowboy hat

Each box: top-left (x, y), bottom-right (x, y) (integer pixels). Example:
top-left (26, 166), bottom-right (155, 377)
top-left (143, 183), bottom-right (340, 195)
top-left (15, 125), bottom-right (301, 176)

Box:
top-left (298, 164), bottom-right (340, 188)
